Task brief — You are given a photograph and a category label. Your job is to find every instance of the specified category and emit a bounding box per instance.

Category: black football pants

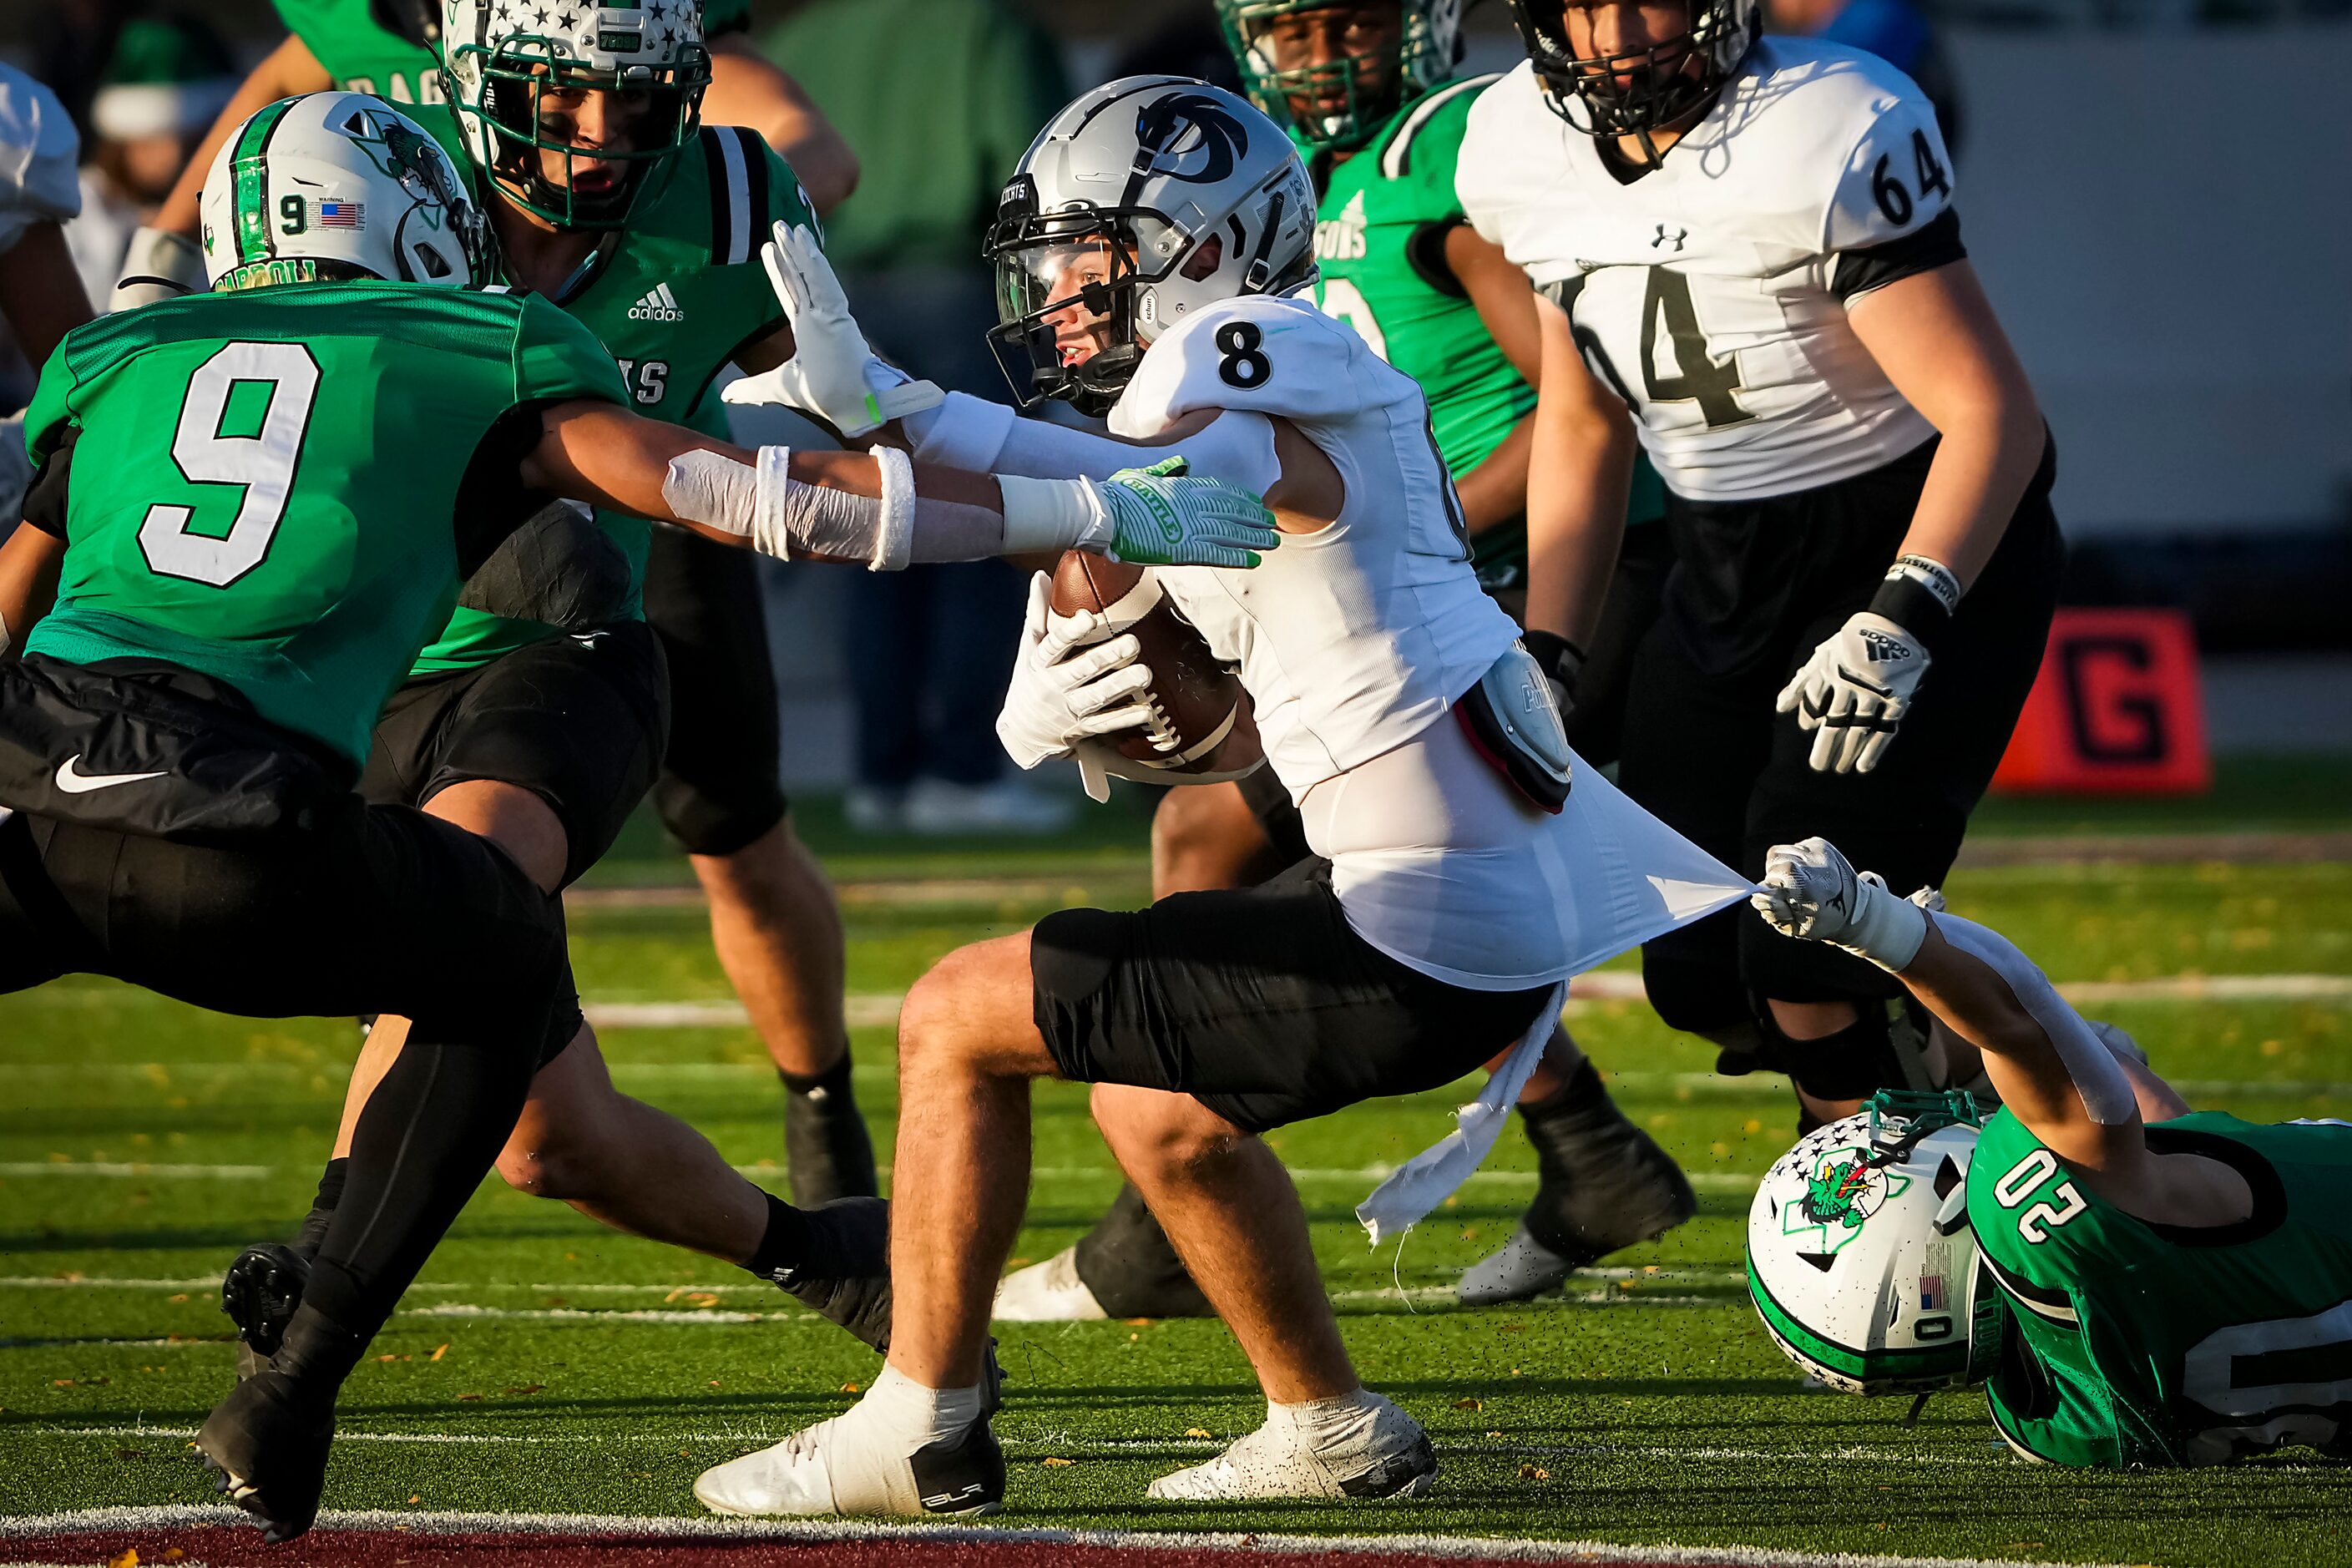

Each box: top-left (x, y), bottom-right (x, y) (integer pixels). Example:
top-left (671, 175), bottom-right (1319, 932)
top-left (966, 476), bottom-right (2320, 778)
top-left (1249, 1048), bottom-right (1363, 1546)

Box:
top-left (0, 797), bottom-right (570, 1344)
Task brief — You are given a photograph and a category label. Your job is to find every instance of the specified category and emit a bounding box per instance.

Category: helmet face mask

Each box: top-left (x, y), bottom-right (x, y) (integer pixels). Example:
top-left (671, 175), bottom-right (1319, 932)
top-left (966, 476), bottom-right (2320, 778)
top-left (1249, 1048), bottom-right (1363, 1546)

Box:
top-left (1505, 0), bottom-right (1757, 152)
top-left (1746, 1091), bottom-right (2007, 1398)
top-left (199, 93), bottom-right (492, 292)
top-left (1216, 0), bottom-right (1463, 153)
top-left (983, 78), bottom-right (1318, 414)
top-left (443, 0), bottom-right (711, 230)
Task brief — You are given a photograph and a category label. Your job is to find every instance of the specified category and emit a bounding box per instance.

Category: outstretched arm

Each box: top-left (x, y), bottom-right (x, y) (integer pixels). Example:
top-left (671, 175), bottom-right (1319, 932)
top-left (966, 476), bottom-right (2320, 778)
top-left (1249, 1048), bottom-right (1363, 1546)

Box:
top-left (1750, 838), bottom-right (2186, 1172)
top-left (519, 402), bottom-right (1277, 571)
top-left (704, 39), bottom-right (858, 215)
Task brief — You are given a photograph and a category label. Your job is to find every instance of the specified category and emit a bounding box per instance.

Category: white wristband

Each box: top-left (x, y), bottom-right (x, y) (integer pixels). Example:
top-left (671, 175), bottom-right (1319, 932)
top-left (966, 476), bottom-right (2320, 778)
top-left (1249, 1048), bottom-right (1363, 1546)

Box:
top-left (995, 473), bottom-right (1110, 554)
top-left (868, 445), bottom-right (915, 572)
top-left (1842, 875), bottom-right (1931, 973)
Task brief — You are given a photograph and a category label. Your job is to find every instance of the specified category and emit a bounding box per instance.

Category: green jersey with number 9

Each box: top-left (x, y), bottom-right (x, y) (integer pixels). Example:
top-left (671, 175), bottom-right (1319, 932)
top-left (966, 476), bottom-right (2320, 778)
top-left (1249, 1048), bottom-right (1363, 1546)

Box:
top-left (1967, 1107), bottom-right (2352, 1469)
top-left (18, 285), bottom-right (627, 766)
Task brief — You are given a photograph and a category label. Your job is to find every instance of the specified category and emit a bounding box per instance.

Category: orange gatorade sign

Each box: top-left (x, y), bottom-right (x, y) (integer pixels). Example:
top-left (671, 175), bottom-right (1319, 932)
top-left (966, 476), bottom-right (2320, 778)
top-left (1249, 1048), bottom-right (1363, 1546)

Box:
top-left (1991, 609), bottom-right (2212, 795)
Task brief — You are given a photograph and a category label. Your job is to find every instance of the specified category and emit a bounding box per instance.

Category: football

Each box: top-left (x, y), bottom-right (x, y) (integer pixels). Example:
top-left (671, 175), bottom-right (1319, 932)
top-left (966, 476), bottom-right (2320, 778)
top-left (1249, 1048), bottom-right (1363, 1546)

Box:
top-left (1050, 550), bottom-right (1261, 777)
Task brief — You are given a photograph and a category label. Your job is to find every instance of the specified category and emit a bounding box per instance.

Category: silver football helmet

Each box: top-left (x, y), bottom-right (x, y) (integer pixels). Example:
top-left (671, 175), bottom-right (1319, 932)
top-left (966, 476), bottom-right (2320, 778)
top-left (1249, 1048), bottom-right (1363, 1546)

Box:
top-left (1746, 1091), bottom-right (2006, 1396)
top-left (984, 76), bottom-right (1318, 414)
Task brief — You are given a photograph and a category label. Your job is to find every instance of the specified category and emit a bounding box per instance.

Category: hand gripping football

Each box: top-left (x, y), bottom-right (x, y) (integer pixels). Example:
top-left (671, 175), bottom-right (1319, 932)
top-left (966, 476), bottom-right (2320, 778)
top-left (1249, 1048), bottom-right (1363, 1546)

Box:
top-left (1050, 551), bottom-right (1261, 777)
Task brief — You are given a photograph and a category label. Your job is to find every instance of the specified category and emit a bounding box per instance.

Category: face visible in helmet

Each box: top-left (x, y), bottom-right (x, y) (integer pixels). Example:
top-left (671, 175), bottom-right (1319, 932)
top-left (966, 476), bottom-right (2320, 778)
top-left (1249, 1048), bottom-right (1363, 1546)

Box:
top-left (1557, 0), bottom-right (1707, 117)
top-left (1513, 0), bottom-right (1750, 155)
top-left (513, 68), bottom-right (670, 216)
top-left (1028, 239), bottom-right (1125, 370)
top-left (1252, 3), bottom-right (1406, 140)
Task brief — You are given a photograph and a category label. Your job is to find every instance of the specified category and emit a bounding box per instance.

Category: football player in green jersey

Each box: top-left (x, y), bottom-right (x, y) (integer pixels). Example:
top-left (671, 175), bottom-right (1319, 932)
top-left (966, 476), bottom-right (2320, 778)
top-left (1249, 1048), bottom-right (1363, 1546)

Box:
top-left (122, 1), bottom-right (875, 1214)
top-left (1747, 837), bottom-right (2352, 1468)
top-left (196, 2), bottom-right (878, 1376)
top-left (991, 0), bottom-right (1692, 1325)
top-left (1, 93), bottom-right (1276, 1537)
top-left (122, 0), bottom-right (855, 306)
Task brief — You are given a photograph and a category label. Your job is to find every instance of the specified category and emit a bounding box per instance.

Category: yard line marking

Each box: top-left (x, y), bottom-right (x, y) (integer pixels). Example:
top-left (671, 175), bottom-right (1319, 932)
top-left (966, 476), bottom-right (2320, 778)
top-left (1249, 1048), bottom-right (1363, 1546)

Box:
top-left (0, 1501), bottom-right (2150, 1568)
top-left (0, 1161), bottom-right (269, 1178)
top-left (402, 1302), bottom-right (815, 1326)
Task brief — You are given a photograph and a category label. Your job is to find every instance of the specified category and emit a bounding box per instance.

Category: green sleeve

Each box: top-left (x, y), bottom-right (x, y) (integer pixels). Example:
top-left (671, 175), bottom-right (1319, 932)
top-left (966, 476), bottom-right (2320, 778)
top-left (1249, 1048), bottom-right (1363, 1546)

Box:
top-left (1404, 89), bottom-right (1480, 224)
top-left (21, 339), bottom-right (80, 468)
top-left (513, 294), bottom-right (630, 407)
top-left (760, 137), bottom-right (820, 242)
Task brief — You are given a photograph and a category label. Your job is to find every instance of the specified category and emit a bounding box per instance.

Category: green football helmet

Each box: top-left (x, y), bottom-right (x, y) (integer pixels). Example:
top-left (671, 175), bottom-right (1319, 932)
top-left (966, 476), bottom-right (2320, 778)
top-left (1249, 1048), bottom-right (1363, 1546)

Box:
top-left (1214, 0), bottom-right (1464, 152)
top-left (1746, 1091), bottom-right (2008, 1396)
top-left (441, 0), bottom-right (711, 230)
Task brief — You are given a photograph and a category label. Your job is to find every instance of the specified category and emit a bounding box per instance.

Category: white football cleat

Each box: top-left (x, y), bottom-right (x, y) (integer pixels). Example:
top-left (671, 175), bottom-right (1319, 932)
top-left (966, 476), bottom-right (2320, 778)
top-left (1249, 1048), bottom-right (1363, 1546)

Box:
top-left (1146, 1392), bottom-right (1436, 1501)
top-left (1457, 1223), bottom-right (1575, 1307)
top-left (992, 1247), bottom-right (1109, 1322)
top-left (695, 1401), bottom-right (1003, 1518)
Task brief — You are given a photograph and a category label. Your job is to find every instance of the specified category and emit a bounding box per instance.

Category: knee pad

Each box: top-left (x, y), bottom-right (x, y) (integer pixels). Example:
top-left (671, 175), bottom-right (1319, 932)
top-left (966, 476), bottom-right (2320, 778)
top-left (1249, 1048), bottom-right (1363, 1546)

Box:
top-left (652, 770), bottom-right (787, 858)
top-left (1749, 997), bottom-right (1931, 1103)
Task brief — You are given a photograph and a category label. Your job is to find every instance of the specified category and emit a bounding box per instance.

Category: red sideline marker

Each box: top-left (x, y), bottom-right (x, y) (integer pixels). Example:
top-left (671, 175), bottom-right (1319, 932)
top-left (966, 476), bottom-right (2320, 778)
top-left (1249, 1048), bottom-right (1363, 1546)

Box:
top-left (1992, 609), bottom-right (2211, 797)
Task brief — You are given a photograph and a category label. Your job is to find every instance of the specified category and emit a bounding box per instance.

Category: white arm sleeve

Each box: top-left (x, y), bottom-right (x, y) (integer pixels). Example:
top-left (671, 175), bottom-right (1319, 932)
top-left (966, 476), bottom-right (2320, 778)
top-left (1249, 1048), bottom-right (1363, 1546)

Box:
top-left (908, 390), bottom-right (1282, 499)
top-left (1930, 912), bottom-right (2139, 1126)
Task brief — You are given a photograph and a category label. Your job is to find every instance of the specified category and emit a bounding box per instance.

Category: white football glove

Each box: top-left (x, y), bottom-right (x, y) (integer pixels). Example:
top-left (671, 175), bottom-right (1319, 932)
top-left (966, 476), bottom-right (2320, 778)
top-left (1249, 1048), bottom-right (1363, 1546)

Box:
top-left (1777, 611), bottom-right (1930, 775)
top-left (109, 226), bottom-right (206, 313)
top-left (720, 221), bottom-right (943, 437)
top-left (996, 574), bottom-right (1160, 802)
top-left (1750, 836), bottom-right (1930, 972)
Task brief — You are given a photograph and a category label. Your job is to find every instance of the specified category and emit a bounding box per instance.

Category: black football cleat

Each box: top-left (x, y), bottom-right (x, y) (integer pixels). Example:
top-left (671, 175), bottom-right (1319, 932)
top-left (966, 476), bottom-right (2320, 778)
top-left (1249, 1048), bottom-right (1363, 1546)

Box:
top-left (782, 1066), bottom-right (878, 1207)
top-left (221, 1242), bottom-right (311, 1381)
top-left (194, 1371), bottom-right (336, 1542)
top-left (764, 1196), bottom-right (893, 1351)
top-left (1459, 1075), bottom-right (1696, 1305)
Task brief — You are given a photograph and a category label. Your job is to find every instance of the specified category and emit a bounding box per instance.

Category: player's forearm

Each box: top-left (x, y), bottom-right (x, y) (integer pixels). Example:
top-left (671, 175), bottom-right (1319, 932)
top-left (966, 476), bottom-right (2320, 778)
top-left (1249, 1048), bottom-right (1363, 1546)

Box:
top-left (1894, 919), bottom-right (2142, 1161)
top-left (1524, 414), bottom-right (1631, 644)
top-left (0, 525), bottom-right (65, 659)
top-left (0, 224), bottom-right (94, 369)
top-left (1454, 418), bottom-right (1534, 535)
top-left (906, 392), bottom-right (1282, 499)
top-left (706, 43), bottom-right (859, 215)
top-left (154, 36), bottom-right (331, 239)
top-left (1849, 262), bottom-right (2044, 588)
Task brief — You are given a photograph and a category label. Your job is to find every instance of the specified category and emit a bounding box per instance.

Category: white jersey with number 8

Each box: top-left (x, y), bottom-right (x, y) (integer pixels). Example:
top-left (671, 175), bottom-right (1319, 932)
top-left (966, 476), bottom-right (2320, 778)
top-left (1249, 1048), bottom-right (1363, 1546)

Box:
top-left (1458, 40), bottom-right (1958, 503)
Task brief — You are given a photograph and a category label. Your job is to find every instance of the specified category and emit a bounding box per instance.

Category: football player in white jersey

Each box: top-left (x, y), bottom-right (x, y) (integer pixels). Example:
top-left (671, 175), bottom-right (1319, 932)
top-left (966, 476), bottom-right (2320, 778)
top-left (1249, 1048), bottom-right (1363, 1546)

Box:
top-left (1459, 0), bottom-right (2062, 1132)
top-left (0, 62), bottom-right (94, 545)
top-left (698, 76), bottom-right (1748, 1515)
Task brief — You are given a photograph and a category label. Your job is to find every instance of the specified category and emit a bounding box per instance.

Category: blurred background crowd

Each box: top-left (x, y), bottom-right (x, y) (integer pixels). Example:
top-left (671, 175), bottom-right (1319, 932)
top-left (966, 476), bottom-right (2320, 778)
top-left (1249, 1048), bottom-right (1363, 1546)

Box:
top-left (4, 0), bottom-right (2347, 823)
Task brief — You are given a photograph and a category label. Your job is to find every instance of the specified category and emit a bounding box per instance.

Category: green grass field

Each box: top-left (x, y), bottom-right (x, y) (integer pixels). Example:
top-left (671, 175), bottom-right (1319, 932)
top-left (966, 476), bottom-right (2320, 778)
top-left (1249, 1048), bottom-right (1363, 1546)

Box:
top-left (3, 762), bottom-right (2348, 1565)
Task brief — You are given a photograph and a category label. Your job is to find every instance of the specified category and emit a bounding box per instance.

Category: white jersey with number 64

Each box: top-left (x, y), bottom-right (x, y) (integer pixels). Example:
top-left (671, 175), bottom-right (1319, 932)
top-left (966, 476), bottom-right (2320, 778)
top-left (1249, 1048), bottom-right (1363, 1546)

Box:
top-left (1459, 40), bottom-right (1957, 503)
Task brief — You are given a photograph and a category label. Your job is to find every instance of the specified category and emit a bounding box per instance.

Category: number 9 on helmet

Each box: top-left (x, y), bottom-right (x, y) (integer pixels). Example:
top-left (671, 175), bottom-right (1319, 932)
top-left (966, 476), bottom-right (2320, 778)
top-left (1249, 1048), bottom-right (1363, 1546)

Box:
top-left (1745, 1091), bottom-right (2006, 1395)
top-left (197, 93), bottom-right (490, 292)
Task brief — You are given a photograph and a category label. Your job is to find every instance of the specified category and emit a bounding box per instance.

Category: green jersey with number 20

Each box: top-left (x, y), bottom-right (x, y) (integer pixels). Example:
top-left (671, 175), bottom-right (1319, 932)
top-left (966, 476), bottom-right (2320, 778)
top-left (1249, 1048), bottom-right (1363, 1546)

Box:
top-left (20, 286), bottom-right (627, 766)
top-left (1967, 1108), bottom-right (2352, 1469)
top-left (1306, 78), bottom-right (1661, 592)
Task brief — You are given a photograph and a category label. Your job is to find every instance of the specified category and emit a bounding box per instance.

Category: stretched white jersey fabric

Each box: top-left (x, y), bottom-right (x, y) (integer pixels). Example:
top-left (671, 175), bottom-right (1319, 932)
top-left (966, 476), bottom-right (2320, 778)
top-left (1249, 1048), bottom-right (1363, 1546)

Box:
top-left (1458, 41), bottom-right (1953, 502)
top-left (0, 63), bottom-right (79, 256)
top-left (1107, 291), bottom-right (1520, 800)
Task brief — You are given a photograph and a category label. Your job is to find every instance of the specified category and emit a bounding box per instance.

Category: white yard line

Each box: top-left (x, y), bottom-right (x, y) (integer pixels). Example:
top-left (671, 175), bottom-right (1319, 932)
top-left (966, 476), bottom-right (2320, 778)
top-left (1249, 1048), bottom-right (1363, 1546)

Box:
top-left (0, 1162), bottom-right (271, 1178)
top-left (0, 1501), bottom-right (2142, 1568)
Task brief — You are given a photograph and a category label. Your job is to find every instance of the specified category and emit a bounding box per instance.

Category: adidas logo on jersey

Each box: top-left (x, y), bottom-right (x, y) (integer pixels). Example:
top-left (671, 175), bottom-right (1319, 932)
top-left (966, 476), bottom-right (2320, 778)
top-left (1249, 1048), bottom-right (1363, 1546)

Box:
top-left (628, 283), bottom-right (686, 322)
top-left (1314, 190), bottom-right (1368, 263)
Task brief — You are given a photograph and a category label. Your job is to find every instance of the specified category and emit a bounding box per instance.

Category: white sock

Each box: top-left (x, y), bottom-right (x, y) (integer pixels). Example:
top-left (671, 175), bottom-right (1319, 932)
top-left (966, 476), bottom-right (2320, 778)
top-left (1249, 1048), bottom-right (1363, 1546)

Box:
top-left (1266, 1387), bottom-right (1384, 1448)
top-left (862, 1363), bottom-right (988, 1448)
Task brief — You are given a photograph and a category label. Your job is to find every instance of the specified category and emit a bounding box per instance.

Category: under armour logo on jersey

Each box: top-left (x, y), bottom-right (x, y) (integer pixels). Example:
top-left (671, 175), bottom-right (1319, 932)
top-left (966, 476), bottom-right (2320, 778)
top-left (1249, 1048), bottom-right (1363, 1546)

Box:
top-left (1652, 225), bottom-right (1688, 251)
top-left (1858, 629), bottom-right (1915, 664)
top-left (628, 282), bottom-right (685, 321)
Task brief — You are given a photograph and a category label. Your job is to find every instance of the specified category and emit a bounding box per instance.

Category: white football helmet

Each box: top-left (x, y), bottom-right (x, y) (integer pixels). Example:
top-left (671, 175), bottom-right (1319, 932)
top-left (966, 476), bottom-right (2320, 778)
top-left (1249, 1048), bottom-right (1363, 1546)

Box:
top-left (441, 0), bottom-right (711, 229)
top-left (197, 92), bottom-right (488, 291)
top-left (1746, 1091), bottom-right (2006, 1395)
top-left (984, 76), bottom-right (1318, 413)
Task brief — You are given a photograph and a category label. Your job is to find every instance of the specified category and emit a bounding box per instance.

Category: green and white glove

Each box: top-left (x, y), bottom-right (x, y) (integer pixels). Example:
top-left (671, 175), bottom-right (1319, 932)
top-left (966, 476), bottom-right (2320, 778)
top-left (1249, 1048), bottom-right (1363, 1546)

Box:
top-left (1086, 457), bottom-right (1278, 569)
top-left (721, 221), bottom-right (943, 437)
